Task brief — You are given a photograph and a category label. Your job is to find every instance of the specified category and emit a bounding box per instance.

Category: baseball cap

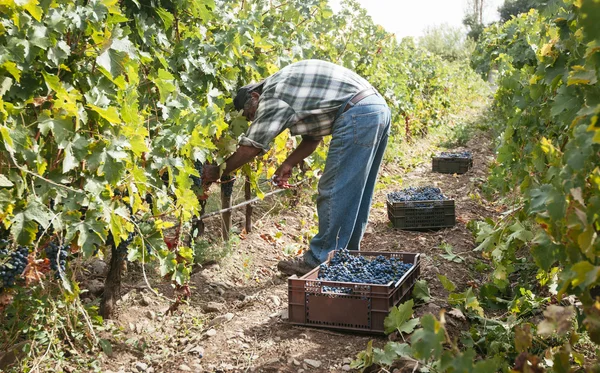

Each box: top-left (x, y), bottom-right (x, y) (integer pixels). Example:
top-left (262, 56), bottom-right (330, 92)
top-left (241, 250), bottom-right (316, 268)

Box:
top-left (233, 81), bottom-right (265, 111)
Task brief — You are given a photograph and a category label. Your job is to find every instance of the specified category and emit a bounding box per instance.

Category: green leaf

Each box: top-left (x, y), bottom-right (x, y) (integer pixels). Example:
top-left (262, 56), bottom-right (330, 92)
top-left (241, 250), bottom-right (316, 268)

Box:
top-left (22, 0), bottom-right (43, 21)
top-left (412, 279), bottom-right (431, 302)
top-left (531, 231), bottom-right (565, 271)
top-left (2, 61), bottom-right (21, 82)
top-left (88, 104), bottom-right (121, 124)
top-left (438, 274), bottom-right (456, 292)
top-left (62, 143), bottom-right (78, 173)
top-left (384, 299), bottom-right (418, 334)
top-left (0, 174), bottom-right (14, 188)
top-left (155, 8), bottom-right (174, 29)
top-left (99, 339), bottom-right (113, 357)
top-left (410, 314), bottom-right (445, 361)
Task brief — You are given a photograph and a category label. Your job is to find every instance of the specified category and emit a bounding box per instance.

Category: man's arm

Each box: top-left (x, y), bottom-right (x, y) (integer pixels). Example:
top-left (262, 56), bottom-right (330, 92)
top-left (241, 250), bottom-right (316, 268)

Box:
top-left (274, 137), bottom-right (322, 183)
top-left (203, 145), bottom-right (262, 182)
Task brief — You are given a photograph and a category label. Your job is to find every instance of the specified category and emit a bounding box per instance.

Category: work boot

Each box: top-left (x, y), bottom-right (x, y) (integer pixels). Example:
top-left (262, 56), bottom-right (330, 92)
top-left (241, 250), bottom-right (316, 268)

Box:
top-left (277, 257), bottom-right (315, 276)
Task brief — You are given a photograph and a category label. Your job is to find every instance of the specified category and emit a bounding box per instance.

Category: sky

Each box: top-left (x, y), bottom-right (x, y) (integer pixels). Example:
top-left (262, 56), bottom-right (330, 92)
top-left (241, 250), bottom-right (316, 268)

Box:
top-left (328, 0), bottom-right (504, 39)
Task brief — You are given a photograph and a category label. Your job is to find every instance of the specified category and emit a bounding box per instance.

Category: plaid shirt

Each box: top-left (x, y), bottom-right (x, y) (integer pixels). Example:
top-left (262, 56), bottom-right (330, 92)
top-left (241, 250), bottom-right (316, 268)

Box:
top-left (239, 60), bottom-right (373, 152)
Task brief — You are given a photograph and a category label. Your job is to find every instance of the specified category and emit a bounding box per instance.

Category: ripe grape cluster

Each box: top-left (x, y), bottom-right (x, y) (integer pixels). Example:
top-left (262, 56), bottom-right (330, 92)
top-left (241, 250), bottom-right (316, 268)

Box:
top-left (220, 175), bottom-right (235, 197)
top-left (387, 186), bottom-right (447, 202)
top-left (45, 241), bottom-right (69, 278)
top-left (106, 231), bottom-right (136, 258)
top-left (317, 249), bottom-right (413, 293)
top-left (0, 240), bottom-right (29, 290)
top-left (438, 151), bottom-right (472, 159)
top-left (191, 160), bottom-right (204, 189)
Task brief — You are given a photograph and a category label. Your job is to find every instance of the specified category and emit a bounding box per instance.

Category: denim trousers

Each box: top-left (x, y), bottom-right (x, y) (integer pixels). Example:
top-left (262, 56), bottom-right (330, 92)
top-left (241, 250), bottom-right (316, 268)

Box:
top-left (304, 94), bottom-right (391, 266)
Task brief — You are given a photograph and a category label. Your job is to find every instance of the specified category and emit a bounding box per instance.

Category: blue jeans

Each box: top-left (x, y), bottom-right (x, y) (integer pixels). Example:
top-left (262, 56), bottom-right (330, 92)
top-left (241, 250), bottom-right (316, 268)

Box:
top-left (304, 94), bottom-right (391, 266)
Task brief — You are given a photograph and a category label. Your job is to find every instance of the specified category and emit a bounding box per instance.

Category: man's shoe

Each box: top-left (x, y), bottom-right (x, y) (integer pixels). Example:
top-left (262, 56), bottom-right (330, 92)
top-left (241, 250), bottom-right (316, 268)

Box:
top-left (277, 258), bottom-right (315, 276)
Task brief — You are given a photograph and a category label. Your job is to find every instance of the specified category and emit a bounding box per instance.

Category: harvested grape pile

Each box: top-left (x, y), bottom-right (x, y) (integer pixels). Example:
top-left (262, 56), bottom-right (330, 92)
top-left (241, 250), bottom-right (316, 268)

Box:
top-left (438, 151), bottom-right (472, 158)
top-left (387, 186), bottom-right (447, 202)
top-left (317, 249), bottom-right (413, 286)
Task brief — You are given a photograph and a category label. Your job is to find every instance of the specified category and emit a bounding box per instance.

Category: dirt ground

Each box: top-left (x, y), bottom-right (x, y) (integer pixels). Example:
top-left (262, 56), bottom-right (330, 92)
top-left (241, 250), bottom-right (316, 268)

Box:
top-left (95, 125), bottom-right (501, 373)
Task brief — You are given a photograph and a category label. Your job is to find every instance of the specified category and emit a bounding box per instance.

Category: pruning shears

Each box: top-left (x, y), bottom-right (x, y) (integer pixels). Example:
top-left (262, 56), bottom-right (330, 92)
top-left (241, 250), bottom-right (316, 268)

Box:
top-left (270, 175), bottom-right (292, 189)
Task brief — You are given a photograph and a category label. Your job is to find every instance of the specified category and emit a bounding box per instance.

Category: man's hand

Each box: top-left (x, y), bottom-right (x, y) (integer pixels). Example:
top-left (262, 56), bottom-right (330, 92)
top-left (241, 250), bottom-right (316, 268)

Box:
top-left (273, 162), bottom-right (293, 185)
top-left (202, 164), bottom-right (220, 183)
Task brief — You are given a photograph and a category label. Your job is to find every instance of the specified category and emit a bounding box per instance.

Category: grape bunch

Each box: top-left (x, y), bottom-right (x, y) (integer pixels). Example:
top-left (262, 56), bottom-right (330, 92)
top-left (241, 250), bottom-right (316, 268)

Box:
top-left (191, 160), bottom-right (204, 189)
top-left (0, 242), bottom-right (29, 290)
top-left (438, 151), bottom-right (472, 159)
top-left (387, 186), bottom-right (447, 203)
top-left (106, 231), bottom-right (136, 258)
top-left (45, 241), bottom-right (69, 278)
top-left (317, 249), bottom-right (413, 293)
top-left (220, 174), bottom-right (235, 197)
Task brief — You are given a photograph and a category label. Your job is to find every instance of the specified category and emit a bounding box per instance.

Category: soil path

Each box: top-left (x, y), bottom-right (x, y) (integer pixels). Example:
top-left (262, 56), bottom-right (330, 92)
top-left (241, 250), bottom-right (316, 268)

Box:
top-left (101, 124), bottom-right (499, 373)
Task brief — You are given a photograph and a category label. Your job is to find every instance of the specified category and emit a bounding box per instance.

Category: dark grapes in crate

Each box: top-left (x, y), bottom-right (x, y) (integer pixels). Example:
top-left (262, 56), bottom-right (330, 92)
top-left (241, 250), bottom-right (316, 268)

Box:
top-left (317, 249), bottom-right (413, 293)
top-left (438, 151), bottom-right (472, 159)
top-left (387, 186), bottom-right (448, 203)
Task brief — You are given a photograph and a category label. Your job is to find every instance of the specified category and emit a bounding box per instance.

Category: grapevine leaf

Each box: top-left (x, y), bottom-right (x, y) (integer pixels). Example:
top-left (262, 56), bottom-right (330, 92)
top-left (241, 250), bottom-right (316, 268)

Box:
top-left (22, 0), bottom-right (43, 21)
top-left (438, 274), bottom-right (456, 292)
top-left (384, 299), bottom-right (418, 334)
top-left (410, 314), bottom-right (445, 361)
top-left (412, 279), bottom-right (431, 302)
top-left (76, 219), bottom-right (106, 258)
top-left (62, 143), bottom-right (78, 173)
top-left (0, 174), bottom-right (14, 187)
top-left (580, 0), bottom-right (600, 42)
top-left (2, 61), bottom-right (21, 82)
top-left (0, 77), bottom-right (12, 96)
top-left (38, 113), bottom-right (74, 146)
top-left (99, 339), bottom-right (113, 357)
top-left (514, 324), bottom-right (532, 352)
top-left (10, 211), bottom-right (37, 245)
top-left (155, 7), bottom-right (174, 29)
top-left (531, 231), bottom-right (565, 271)
top-left (96, 49), bottom-right (127, 78)
top-left (88, 104), bottom-right (121, 124)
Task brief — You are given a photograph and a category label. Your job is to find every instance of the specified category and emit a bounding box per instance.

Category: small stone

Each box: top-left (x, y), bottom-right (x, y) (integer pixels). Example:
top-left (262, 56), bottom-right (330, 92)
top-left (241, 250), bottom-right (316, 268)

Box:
top-left (139, 294), bottom-right (150, 306)
top-left (90, 259), bottom-right (108, 276)
top-left (205, 329), bottom-right (217, 337)
top-left (178, 364), bottom-right (192, 371)
top-left (146, 310), bottom-right (156, 320)
top-left (202, 302), bottom-right (225, 313)
top-left (342, 365), bottom-right (351, 371)
top-left (190, 345), bottom-right (204, 358)
top-left (85, 279), bottom-right (105, 296)
top-left (303, 359), bottom-right (322, 368)
top-left (146, 369), bottom-right (154, 373)
top-left (280, 309), bottom-right (289, 320)
top-left (342, 358), bottom-right (352, 364)
top-left (293, 359), bottom-right (301, 366)
top-left (298, 370), bottom-right (305, 373)
top-left (208, 312), bottom-right (233, 327)
top-left (134, 362), bottom-right (148, 372)
top-left (268, 295), bottom-right (281, 307)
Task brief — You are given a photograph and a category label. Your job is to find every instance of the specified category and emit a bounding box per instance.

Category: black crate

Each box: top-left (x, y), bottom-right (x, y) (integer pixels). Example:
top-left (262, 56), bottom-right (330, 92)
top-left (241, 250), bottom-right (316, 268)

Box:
top-left (387, 198), bottom-right (455, 230)
top-left (432, 156), bottom-right (473, 174)
top-left (288, 251), bottom-right (421, 334)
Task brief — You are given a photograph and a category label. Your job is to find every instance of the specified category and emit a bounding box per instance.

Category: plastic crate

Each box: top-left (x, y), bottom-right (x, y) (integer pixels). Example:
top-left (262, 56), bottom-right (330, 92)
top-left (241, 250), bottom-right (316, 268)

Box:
top-left (387, 198), bottom-right (455, 230)
top-left (432, 156), bottom-right (473, 174)
top-left (287, 251), bottom-right (420, 334)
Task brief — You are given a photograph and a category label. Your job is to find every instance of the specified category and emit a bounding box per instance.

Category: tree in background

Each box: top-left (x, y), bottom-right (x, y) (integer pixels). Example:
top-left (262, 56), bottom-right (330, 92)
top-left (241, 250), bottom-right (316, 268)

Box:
top-left (419, 24), bottom-right (476, 62)
top-left (463, 0), bottom-right (487, 40)
top-left (498, 0), bottom-right (541, 21)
